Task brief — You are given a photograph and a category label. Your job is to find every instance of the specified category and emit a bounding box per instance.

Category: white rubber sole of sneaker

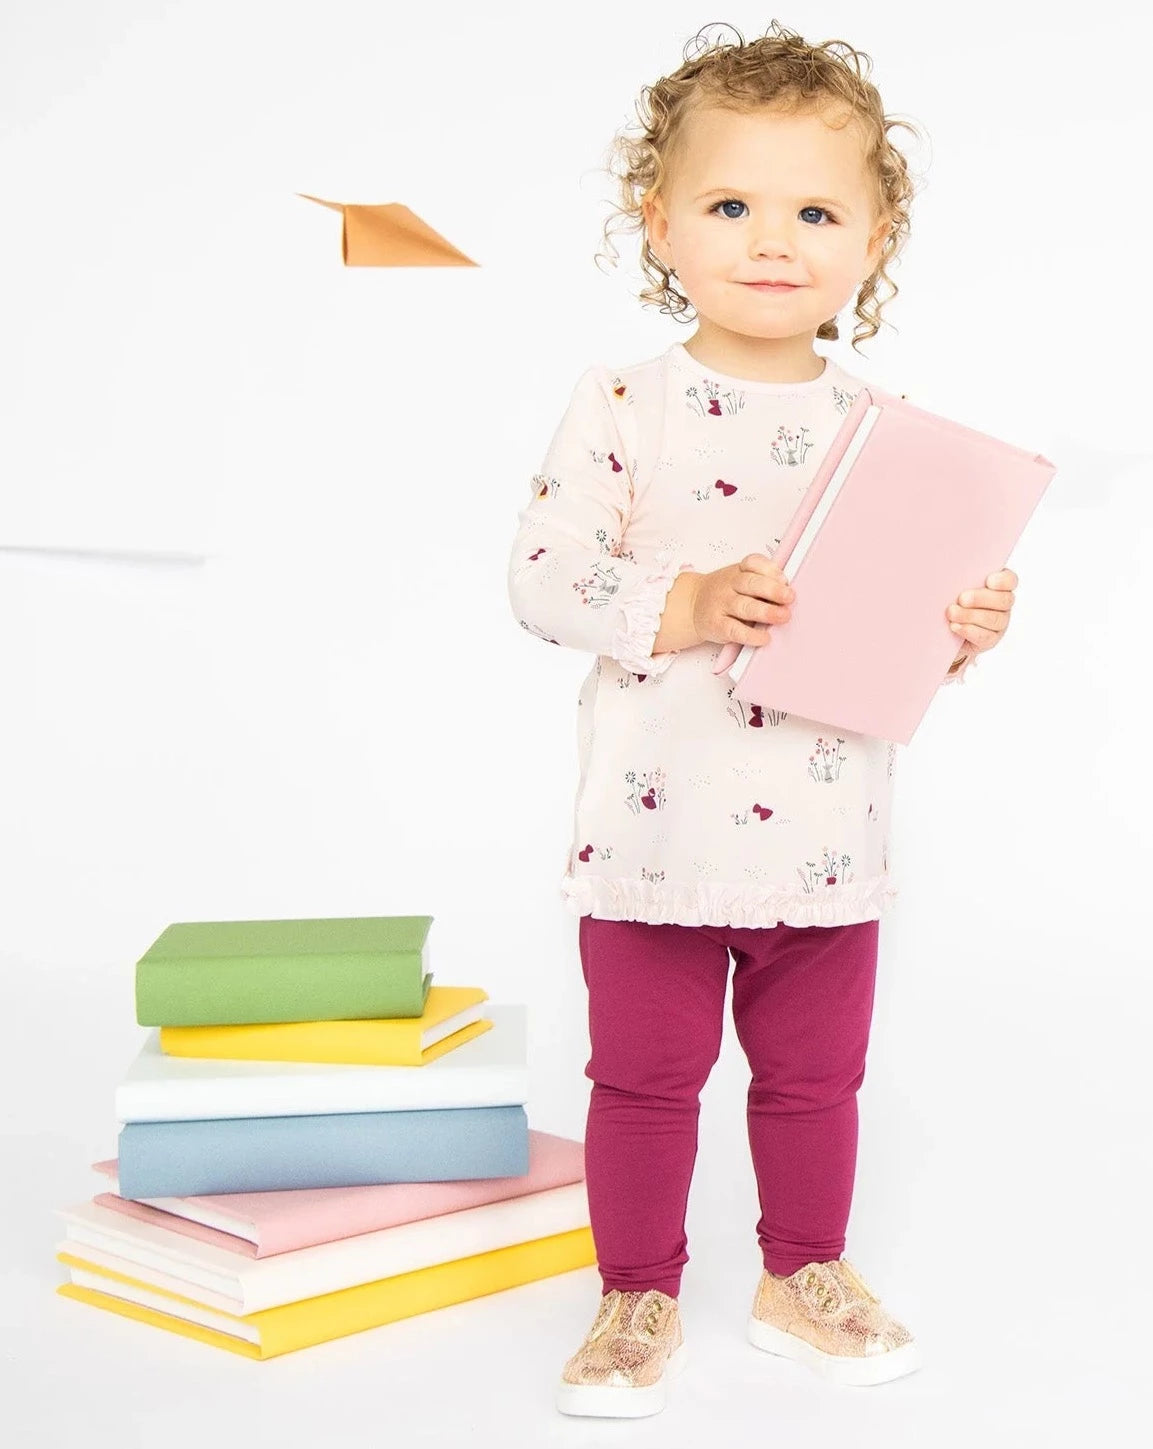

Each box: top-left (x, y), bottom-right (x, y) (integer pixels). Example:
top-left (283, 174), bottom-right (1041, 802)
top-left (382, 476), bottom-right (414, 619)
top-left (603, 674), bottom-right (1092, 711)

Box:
top-left (555, 1340), bottom-right (689, 1417)
top-left (746, 1316), bottom-right (921, 1386)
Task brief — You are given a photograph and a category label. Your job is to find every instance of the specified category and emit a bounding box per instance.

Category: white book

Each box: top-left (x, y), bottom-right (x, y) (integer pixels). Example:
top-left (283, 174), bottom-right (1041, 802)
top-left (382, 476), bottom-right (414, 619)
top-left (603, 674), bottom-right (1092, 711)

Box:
top-left (56, 1180), bottom-right (591, 1314)
top-left (115, 1004), bottom-right (528, 1123)
top-left (65, 1266), bottom-right (259, 1342)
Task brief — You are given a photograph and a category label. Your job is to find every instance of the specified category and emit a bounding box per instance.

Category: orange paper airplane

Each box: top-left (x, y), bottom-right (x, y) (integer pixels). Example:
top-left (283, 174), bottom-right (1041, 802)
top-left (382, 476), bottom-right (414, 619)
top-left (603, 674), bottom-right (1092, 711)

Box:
top-left (298, 195), bottom-right (478, 267)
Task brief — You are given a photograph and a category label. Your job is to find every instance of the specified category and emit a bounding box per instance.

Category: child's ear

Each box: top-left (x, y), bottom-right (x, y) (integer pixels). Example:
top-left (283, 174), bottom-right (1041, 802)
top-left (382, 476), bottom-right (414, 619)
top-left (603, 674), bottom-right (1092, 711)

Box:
top-left (643, 193), bottom-right (671, 268)
top-left (864, 214), bottom-right (891, 276)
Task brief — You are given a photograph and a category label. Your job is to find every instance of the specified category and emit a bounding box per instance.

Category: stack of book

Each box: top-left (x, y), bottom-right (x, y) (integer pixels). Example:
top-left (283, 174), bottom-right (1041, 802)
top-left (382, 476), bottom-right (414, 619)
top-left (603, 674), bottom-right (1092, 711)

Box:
top-left (55, 914), bottom-right (595, 1357)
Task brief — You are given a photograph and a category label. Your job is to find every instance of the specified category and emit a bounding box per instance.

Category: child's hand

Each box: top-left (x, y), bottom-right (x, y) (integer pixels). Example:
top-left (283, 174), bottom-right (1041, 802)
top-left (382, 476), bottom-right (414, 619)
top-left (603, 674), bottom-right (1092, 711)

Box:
top-left (690, 554), bottom-right (794, 647)
top-left (945, 568), bottom-right (1018, 656)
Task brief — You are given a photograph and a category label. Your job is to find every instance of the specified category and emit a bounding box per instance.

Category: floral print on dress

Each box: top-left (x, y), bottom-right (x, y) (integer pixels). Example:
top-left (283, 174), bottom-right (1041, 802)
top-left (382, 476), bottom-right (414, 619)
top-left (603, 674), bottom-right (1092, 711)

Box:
top-left (684, 381), bottom-right (746, 418)
top-left (592, 446), bottom-right (627, 476)
top-left (692, 477), bottom-right (740, 501)
top-left (509, 347), bottom-right (896, 927)
top-left (797, 848), bottom-right (853, 891)
top-left (726, 686), bottom-right (787, 729)
top-left (770, 424), bottom-right (815, 466)
top-left (518, 619), bottom-right (559, 644)
top-left (517, 513), bottom-right (639, 632)
top-left (572, 559), bottom-right (625, 608)
top-left (523, 523), bottom-right (630, 564)
top-left (731, 801), bottom-right (776, 825)
top-left (808, 736), bottom-right (847, 782)
top-left (625, 767), bottom-right (666, 813)
top-left (530, 471), bottom-right (558, 502)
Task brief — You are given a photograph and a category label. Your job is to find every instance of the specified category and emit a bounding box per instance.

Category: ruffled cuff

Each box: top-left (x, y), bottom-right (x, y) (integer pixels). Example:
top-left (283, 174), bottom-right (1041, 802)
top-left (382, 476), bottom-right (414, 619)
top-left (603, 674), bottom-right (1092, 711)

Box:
top-left (610, 552), bottom-right (697, 675)
top-left (941, 645), bottom-right (979, 686)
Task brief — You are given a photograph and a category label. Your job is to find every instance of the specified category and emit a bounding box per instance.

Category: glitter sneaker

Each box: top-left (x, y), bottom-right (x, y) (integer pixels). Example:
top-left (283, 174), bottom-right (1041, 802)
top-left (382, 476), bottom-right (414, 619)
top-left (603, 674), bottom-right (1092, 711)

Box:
top-left (555, 1287), bottom-right (687, 1417)
top-left (747, 1258), bottom-right (921, 1386)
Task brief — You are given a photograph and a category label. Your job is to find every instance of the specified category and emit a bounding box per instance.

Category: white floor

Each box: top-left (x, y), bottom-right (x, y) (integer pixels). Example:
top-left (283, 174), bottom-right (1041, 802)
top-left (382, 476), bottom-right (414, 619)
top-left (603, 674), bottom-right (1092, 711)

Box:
top-left (5, 945), bottom-right (1147, 1449)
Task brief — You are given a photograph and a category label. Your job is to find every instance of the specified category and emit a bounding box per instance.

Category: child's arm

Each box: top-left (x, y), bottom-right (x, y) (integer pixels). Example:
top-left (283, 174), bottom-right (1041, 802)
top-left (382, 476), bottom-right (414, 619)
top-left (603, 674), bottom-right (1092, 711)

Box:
top-left (507, 365), bottom-right (695, 674)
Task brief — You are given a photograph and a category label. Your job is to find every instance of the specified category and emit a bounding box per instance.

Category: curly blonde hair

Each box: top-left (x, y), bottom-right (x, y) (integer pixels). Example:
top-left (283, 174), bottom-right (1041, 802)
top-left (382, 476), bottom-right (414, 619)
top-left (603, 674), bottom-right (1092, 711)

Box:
top-left (595, 18), bottom-right (925, 354)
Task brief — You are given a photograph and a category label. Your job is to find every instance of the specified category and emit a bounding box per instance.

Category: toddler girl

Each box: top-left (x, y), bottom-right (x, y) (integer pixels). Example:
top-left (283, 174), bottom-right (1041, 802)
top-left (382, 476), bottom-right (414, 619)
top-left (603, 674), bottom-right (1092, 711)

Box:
top-left (506, 19), bottom-right (1013, 1419)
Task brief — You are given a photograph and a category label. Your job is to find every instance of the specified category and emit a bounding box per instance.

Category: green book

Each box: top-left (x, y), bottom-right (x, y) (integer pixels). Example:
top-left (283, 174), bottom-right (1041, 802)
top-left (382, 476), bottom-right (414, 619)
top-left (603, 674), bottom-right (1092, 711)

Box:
top-left (135, 916), bottom-right (433, 1027)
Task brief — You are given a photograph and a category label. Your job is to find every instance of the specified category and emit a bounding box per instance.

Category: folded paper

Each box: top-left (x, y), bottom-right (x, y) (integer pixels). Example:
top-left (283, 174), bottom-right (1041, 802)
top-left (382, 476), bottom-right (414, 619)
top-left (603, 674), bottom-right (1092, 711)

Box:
top-left (298, 195), bottom-right (478, 267)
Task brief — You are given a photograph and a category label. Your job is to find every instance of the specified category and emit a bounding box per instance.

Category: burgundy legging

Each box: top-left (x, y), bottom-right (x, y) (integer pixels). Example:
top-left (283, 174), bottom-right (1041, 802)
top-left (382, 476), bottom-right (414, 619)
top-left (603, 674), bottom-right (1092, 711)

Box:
top-left (578, 913), bottom-right (880, 1296)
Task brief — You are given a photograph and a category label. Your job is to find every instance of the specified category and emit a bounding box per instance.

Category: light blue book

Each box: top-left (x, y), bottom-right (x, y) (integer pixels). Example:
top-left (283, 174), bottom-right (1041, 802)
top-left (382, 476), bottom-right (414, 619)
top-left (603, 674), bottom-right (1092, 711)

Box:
top-left (116, 1105), bottom-right (529, 1198)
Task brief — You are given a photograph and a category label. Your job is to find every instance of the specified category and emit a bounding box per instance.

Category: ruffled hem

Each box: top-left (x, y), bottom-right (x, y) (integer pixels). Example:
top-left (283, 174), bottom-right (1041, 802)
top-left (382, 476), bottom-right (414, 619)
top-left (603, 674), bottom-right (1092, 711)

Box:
top-left (560, 871), bottom-right (900, 929)
top-left (609, 551), bottom-right (698, 675)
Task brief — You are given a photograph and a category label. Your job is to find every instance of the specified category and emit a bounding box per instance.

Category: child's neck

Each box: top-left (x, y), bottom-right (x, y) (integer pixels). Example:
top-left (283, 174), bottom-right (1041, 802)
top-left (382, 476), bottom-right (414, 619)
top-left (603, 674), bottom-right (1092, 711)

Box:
top-left (682, 325), bottom-right (826, 384)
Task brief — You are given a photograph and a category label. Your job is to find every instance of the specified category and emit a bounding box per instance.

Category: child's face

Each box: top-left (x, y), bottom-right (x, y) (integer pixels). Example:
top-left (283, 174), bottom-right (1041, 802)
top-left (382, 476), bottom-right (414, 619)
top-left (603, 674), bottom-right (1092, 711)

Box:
top-left (643, 104), bottom-right (890, 347)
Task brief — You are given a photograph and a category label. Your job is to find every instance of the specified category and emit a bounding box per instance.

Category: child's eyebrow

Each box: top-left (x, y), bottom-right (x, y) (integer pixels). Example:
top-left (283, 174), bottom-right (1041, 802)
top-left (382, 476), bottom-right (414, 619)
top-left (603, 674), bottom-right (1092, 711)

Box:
top-left (694, 186), bottom-right (853, 216)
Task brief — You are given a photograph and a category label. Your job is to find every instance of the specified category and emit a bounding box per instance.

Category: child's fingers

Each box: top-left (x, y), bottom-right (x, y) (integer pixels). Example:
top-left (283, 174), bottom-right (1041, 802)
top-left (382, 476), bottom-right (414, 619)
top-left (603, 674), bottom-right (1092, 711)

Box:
top-left (950, 607), bottom-right (1006, 631)
top-left (953, 586), bottom-right (1014, 612)
top-left (951, 623), bottom-right (999, 647)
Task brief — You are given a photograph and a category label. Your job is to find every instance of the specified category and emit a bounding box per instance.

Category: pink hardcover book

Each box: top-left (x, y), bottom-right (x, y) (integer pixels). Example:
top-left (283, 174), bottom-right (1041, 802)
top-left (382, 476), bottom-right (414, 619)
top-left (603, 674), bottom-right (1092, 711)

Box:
top-left (711, 383), bottom-right (1057, 744)
top-left (90, 1128), bottom-right (585, 1257)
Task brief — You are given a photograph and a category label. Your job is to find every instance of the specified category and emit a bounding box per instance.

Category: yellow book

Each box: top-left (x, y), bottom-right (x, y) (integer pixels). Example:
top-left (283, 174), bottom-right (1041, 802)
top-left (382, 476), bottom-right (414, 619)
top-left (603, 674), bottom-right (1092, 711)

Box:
top-left (159, 985), bottom-right (491, 1065)
top-left (57, 1226), bottom-right (596, 1359)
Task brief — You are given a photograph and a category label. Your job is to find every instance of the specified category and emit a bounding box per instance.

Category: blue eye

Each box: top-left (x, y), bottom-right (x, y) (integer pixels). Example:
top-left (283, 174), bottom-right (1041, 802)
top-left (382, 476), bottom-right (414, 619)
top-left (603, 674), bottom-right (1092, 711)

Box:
top-left (709, 199), bottom-right (835, 224)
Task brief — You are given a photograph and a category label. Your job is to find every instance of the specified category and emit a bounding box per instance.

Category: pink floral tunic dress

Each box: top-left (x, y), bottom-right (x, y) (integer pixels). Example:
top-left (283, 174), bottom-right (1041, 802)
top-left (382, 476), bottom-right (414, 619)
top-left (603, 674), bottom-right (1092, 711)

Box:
top-left (507, 341), bottom-right (973, 929)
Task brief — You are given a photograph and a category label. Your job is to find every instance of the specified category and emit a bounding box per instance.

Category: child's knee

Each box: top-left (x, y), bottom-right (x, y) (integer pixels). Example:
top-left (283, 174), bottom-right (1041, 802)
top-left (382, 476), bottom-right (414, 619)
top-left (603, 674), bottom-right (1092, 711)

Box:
top-left (587, 1032), bottom-right (723, 1103)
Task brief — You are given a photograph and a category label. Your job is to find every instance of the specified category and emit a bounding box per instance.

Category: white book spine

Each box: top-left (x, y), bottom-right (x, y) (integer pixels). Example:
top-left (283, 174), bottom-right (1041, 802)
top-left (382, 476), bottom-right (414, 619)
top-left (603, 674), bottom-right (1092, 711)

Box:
top-left (114, 1065), bottom-right (530, 1122)
top-left (66, 1267), bottom-right (260, 1343)
top-left (62, 1243), bottom-right (242, 1315)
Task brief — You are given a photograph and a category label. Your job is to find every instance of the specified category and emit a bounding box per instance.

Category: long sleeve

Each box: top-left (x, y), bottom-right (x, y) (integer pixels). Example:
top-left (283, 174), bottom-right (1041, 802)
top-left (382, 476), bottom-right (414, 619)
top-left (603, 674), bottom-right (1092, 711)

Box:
top-left (507, 364), bottom-right (695, 674)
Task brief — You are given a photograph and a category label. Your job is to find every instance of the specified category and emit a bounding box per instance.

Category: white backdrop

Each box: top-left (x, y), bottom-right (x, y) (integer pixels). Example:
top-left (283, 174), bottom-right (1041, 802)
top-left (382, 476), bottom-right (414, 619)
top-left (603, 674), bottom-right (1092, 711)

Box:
top-left (2, 1), bottom-right (1149, 1444)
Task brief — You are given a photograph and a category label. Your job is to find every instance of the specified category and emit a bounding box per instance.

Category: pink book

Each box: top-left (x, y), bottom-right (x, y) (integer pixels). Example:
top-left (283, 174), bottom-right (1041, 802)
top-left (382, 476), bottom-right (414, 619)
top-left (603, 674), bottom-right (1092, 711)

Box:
top-left (712, 383), bottom-right (1056, 744)
top-left (90, 1128), bottom-right (585, 1257)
